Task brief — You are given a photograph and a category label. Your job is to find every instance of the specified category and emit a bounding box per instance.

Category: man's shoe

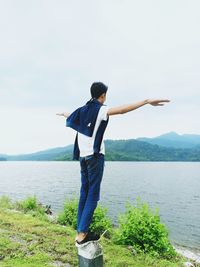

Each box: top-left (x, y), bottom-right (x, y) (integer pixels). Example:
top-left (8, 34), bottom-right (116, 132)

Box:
top-left (76, 231), bottom-right (100, 245)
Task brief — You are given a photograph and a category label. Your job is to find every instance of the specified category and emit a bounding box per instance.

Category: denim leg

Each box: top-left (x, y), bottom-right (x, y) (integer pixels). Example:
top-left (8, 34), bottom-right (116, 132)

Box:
top-left (77, 198), bottom-right (98, 233)
top-left (77, 157), bottom-right (89, 231)
top-left (77, 154), bottom-right (104, 233)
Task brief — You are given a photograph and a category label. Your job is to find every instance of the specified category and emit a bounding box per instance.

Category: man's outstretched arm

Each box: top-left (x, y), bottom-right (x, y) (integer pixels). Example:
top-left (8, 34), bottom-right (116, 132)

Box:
top-left (107, 99), bottom-right (171, 116)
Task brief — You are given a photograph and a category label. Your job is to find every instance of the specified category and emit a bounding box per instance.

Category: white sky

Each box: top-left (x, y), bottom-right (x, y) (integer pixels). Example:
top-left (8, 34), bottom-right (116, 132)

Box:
top-left (0, 0), bottom-right (200, 154)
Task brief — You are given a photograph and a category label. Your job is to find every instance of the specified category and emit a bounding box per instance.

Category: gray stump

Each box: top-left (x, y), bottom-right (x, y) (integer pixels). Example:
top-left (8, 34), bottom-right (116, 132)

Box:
top-left (76, 240), bottom-right (103, 267)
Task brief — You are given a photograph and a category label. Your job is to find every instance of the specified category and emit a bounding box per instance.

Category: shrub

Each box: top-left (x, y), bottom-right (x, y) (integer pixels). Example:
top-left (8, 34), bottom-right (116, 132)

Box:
top-left (89, 205), bottom-right (112, 237)
top-left (57, 198), bottom-right (112, 237)
top-left (113, 198), bottom-right (177, 259)
top-left (16, 195), bottom-right (45, 216)
top-left (57, 198), bottom-right (78, 229)
top-left (16, 195), bottom-right (37, 211)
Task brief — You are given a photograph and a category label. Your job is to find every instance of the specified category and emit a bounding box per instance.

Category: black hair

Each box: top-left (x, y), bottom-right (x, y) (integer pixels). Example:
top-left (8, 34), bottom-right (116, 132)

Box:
top-left (90, 82), bottom-right (108, 99)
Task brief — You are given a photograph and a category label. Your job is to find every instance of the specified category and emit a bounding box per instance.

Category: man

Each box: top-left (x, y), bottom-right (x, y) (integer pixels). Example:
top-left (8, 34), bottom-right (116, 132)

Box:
top-left (56, 82), bottom-right (170, 244)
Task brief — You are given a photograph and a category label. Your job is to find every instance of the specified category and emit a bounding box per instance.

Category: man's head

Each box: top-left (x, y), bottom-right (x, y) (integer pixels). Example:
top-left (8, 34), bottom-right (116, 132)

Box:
top-left (90, 82), bottom-right (108, 104)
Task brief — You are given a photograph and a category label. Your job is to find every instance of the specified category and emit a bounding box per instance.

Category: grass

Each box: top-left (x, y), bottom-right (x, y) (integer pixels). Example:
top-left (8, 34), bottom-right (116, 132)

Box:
top-left (0, 196), bottom-right (196, 267)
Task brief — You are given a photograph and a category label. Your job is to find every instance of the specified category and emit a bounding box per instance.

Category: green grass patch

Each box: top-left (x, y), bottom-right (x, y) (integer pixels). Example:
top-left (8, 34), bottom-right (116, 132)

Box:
top-left (0, 195), bottom-right (193, 267)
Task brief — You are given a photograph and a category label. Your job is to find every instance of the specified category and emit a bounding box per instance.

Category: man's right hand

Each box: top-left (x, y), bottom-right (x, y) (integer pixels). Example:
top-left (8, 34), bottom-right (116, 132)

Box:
top-left (147, 99), bottom-right (171, 106)
top-left (56, 112), bottom-right (70, 118)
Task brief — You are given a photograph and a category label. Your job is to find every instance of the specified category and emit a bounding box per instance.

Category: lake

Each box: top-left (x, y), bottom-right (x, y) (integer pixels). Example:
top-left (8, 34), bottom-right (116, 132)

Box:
top-left (0, 161), bottom-right (199, 254)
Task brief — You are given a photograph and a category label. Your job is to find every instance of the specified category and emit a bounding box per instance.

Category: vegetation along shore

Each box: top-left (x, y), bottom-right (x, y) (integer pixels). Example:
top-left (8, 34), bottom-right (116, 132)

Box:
top-left (0, 195), bottom-right (199, 267)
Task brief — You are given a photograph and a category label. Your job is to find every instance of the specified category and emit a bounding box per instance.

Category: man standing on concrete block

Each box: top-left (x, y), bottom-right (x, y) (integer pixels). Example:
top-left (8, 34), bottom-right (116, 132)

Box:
top-left (56, 81), bottom-right (170, 244)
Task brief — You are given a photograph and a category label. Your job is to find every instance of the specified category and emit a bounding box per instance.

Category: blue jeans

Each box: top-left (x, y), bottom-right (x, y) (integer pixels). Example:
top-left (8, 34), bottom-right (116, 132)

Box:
top-left (77, 153), bottom-right (105, 233)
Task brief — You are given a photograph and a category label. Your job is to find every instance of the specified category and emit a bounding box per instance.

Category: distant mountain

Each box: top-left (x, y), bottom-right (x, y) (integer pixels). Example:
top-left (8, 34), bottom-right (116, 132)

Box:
top-left (136, 131), bottom-right (200, 148)
top-left (0, 154), bottom-right (7, 161)
top-left (0, 157), bottom-right (7, 161)
top-left (5, 145), bottom-right (73, 161)
top-left (1, 132), bottom-right (200, 161)
top-left (0, 154), bottom-right (7, 157)
top-left (103, 139), bottom-right (200, 161)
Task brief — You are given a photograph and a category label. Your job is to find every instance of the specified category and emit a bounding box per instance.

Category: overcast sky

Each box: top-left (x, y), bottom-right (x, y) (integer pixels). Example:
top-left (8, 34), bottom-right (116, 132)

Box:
top-left (0, 0), bottom-right (199, 155)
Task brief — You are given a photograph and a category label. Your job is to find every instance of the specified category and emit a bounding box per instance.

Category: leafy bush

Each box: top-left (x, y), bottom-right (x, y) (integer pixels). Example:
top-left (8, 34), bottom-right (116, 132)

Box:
top-left (16, 195), bottom-right (37, 211)
top-left (57, 198), bottom-right (78, 229)
top-left (89, 205), bottom-right (112, 237)
top-left (113, 198), bottom-right (177, 259)
top-left (57, 198), bottom-right (112, 237)
top-left (16, 195), bottom-right (45, 216)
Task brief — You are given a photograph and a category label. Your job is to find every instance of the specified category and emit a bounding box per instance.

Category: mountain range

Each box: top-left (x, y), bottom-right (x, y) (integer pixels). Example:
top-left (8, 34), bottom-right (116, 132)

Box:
top-left (136, 131), bottom-right (200, 148)
top-left (1, 132), bottom-right (200, 161)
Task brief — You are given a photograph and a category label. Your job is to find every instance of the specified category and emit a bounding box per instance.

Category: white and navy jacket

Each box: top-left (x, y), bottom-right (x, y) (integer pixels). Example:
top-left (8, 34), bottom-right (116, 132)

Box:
top-left (66, 98), bottom-right (109, 160)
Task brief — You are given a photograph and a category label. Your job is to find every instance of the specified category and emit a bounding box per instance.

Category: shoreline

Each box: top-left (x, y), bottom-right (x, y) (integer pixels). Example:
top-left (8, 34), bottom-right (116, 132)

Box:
top-left (174, 244), bottom-right (200, 264)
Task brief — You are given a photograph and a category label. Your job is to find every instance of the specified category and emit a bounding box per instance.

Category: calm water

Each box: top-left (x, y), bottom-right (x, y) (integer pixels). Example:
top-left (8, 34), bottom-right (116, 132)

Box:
top-left (0, 161), bottom-right (199, 252)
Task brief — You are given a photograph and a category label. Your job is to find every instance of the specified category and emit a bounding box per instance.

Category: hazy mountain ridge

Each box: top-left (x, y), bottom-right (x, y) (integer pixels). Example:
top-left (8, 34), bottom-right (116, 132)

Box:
top-left (1, 132), bottom-right (200, 161)
top-left (137, 131), bottom-right (200, 148)
top-left (3, 145), bottom-right (73, 161)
